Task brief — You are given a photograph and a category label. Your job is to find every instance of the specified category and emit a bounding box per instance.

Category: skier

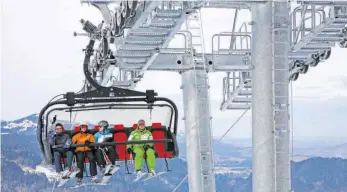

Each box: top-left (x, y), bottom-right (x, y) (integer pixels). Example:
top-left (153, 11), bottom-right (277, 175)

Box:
top-left (71, 122), bottom-right (98, 184)
top-left (48, 123), bottom-right (74, 178)
top-left (126, 119), bottom-right (156, 177)
top-left (94, 120), bottom-right (118, 173)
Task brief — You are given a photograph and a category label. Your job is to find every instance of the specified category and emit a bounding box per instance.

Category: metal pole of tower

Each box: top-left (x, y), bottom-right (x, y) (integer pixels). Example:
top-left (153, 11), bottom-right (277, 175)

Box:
top-left (273, 2), bottom-right (291, 192)
top-left (251, 2), bottom-right (275, 192)
top-left (181, 70), bottom-right (215, 192)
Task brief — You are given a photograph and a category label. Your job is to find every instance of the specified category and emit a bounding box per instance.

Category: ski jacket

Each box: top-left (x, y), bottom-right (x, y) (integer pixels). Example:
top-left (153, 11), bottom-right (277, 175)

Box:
top-left (49, 132), bottom-right (72, 153)
top-left (94, 129), bottom-right (113, 143)
top-left (72, 132), bottom-right (96, 152)
top-left (126, 129), bottom-right (153, 150)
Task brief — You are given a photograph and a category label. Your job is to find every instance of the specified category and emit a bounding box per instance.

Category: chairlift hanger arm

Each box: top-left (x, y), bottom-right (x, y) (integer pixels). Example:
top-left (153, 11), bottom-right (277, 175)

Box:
top-left (65, 107), bottom-right (152, 112)
top-left (82, 39), bottom-right (157, 100)
top-left (66, 89), bottom-right (157, 105)
top-left (72, 88), bottom-right (157, 100)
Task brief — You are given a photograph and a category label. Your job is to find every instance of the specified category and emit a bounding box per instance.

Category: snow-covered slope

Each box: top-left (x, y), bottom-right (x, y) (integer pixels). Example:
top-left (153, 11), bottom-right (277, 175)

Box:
top-left (1, 113), bottom-right (38, 134)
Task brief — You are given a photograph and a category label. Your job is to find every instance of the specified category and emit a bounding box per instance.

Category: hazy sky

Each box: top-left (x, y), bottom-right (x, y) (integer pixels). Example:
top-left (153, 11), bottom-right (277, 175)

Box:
top-left (1, 0), bottom-right (347, 138)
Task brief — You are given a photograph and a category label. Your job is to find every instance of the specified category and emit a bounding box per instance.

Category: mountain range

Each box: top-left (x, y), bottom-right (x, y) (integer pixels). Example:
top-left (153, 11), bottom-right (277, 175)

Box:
top-left (1, 113), bottom-right (347, 191)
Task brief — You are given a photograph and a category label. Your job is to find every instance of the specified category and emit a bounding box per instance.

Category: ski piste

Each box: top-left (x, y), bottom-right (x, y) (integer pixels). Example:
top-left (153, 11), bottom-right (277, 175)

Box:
top-left (57, 169), bottom-right (80, 187)
top-left (142, 171), bottom-right (167, 182)
top-left (101, 165), bottom-right (121, 184)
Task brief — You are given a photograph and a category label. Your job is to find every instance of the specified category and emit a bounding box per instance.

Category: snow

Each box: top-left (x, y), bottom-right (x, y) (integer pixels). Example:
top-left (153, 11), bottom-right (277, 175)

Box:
top-left (214, 166), bottom-right (251, 178)
top-left (18, 164), bottom-right (37, 174)
top-left (10, 159), bottom-right (58, 182)
top-left (3, 119), bottom-right (36, 130)
top-left (1, 116), bottom-right (37, 134)
top-left (223, 156), bottom-right (245, 162)
top-left (292, 155), bottom-right (311, 162)
top-left (35, 164), bottom-right (59, 181)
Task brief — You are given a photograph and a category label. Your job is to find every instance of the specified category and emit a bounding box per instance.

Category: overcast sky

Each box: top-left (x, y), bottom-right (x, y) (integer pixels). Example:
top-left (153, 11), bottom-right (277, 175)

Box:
top-left (1, 0), bottom-right (347, 139)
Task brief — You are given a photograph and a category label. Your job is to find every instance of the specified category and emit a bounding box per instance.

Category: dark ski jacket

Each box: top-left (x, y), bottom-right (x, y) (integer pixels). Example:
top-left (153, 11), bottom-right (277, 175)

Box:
top-left (49, 132), bottom-right (72, 153)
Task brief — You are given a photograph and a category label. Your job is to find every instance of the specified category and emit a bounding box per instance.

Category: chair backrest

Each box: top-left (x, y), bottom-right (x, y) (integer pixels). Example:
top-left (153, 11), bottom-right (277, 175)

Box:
top-left (114, 124), bottom-right (129, 160)
top-left (73, 126), bottom-right (80, 132)
top-left (151, 122), bottom-right (167, 157)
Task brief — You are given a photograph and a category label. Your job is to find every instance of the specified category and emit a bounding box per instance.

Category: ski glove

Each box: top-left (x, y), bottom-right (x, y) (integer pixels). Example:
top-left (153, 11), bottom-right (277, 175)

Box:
top-left (85, 140), bottom-right (91, 145)
top-left (49, 131), bottom-right (56, 138)
top-left (127, 148), bottom-right (132, 154)
top-left (63, 143), bottom-right (70, 148)
top-left (63, 140), bottom-right (72, 149)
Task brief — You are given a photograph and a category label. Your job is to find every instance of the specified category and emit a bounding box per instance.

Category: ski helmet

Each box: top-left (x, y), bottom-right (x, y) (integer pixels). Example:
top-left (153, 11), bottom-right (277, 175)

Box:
top-left (138, 119), bottom-right (145, 125)
top-left (79, 122), bottom-right (88, 128)
top-left (98, 120), bottom-right (109, 129)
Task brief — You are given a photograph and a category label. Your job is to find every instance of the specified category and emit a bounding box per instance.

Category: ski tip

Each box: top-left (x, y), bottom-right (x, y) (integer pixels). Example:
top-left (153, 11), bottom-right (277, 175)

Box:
top-left (70, 182), bottom-right (110, 188)
top-left (142, 171), bottom-right (167, 182)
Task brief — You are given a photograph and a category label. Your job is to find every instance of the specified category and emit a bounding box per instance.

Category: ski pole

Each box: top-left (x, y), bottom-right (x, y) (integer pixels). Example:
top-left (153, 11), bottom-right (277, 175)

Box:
top-left (129, 153), bottom-right (134, 167)
top-left (101, 148), bottom-right (111, 163)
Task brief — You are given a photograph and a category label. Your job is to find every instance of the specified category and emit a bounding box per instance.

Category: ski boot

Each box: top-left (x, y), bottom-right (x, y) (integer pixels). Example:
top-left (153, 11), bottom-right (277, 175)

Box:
top-left (149, 169), bottom-right (156, 177)
top-left (76, 177), bottom-right (82, 185)
top-left (136, 170), bottom-right (143, 176)
top-left (60, 169), bottom-right (71, 179)
top-left (59, 172), bottom-right (67, 179)
top-left (100, 165), bottom-right (106, 174)
top-left (91, 176), bottom-right (99, 183)
top-left (133, 170), bottom-right (148, 182)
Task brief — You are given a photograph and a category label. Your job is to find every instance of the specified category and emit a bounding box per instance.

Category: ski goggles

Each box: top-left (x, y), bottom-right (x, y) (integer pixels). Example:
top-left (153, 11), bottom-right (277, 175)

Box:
top-left (99, 125), bottom-right (108, 129)
top-left (138, 122), bottom-right (145, 126)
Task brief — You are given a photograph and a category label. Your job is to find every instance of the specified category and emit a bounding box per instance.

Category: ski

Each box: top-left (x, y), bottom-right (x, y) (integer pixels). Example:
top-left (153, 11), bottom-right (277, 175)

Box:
top-left (57, 169), bottom-right (80, 187)
top-left (133, 172), bottom-right (148, 182)
top-left (71, 182), bottom-right (109, 188)
top-left (101, 165), bottom-right (121, 184)
top-left (142, 171), bottom-right (167, 182)
top-left (103, 163), bottom-right (113, 175)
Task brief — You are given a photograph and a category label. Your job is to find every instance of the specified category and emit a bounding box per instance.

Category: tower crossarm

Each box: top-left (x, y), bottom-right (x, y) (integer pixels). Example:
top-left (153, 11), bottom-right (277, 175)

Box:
top-left (220, 4), bottom-right (347, 111)
top-left (110, 1), bottom-right (208, 89)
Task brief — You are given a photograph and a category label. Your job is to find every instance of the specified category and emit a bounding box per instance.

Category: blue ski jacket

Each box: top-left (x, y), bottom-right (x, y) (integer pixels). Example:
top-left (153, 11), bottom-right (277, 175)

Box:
top-left (94, 129), bottom-right (113, 143)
